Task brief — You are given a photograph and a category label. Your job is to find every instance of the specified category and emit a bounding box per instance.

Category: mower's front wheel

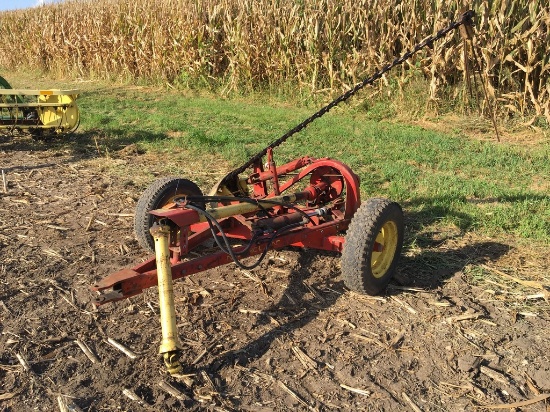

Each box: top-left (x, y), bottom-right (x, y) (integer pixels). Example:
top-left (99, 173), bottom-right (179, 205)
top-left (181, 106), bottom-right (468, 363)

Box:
top-left (341, 198), bottom-right (404, 295)
top-left (134, 177), bottom-right (204, 253)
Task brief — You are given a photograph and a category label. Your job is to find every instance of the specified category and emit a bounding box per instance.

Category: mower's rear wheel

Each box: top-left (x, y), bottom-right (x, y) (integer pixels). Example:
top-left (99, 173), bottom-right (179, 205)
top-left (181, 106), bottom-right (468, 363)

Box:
top-left (341, 198), bottom-right (404, 295)
top-left (134, 177), bottom-right (204, 253)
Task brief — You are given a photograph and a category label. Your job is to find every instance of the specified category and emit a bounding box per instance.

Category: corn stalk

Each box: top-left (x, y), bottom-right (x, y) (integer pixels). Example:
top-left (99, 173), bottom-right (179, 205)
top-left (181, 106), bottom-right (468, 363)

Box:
top-left (0, 0), bottom-right (548, 122)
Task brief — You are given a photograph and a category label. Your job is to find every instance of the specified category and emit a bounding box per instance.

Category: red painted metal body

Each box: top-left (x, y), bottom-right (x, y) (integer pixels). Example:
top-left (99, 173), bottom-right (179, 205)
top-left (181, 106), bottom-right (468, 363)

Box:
top-left (92, 156), bottom-right (360, 306)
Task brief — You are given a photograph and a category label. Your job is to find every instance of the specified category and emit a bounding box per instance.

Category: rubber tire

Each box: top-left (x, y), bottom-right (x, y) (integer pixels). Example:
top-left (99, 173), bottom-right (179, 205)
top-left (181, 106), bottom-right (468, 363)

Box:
top-left (134, 177), bottom-right (204, 253)
top-left (341, 198), bottom-right (404, 295)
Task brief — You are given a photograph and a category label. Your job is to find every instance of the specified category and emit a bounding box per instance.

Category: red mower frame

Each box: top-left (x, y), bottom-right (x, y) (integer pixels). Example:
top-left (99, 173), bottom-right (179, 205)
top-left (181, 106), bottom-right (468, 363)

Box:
top-left (92, 153), bottom-right (361, 306)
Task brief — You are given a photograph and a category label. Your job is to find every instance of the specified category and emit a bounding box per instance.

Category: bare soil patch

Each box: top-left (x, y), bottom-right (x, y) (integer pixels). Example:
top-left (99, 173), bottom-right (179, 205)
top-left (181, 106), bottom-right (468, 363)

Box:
top-left (0, 137), bottom-right (549, 411)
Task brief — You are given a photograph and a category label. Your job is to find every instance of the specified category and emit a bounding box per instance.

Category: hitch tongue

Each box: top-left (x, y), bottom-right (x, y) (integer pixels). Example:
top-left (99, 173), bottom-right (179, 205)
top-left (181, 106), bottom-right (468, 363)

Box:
top-left (150, 221), bottom-right (183, 375)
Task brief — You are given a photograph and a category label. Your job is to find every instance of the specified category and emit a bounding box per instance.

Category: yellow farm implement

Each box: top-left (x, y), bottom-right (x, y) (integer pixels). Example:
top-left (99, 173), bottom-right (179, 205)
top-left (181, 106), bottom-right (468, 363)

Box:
top-left (0, 75), bottom-right (79, 138)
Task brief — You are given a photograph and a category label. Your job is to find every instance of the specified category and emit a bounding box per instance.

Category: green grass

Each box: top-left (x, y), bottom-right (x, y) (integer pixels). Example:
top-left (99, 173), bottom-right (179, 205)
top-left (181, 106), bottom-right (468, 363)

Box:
top-left (3, 71), bottom-right (546, 243)
top-left (72, 87), bottom-right (550, 242)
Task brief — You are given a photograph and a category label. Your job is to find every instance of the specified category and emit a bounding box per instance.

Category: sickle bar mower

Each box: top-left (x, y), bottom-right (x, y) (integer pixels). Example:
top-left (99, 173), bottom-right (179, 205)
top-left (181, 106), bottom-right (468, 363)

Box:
top-left (92, 152), bottom-right (405, 374)
top-left (92, 10), bottom-right (475, 375)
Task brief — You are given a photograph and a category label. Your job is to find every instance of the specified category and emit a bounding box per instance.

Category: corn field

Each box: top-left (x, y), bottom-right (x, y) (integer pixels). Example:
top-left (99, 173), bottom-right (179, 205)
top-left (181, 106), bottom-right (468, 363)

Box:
top-left (0, 0), bottom-right (548, 122)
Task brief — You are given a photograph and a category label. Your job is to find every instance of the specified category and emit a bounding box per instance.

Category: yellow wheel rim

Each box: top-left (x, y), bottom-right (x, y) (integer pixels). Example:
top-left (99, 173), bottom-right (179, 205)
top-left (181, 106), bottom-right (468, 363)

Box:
top-left (38, 93), bottom-right (79, 132)
top-left (371, 221), bottom-right (399, 279)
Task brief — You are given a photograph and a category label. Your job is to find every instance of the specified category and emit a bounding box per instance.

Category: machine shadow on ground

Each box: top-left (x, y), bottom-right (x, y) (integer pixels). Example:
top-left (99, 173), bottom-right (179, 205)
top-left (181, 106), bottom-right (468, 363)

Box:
top-left (0, 129), bottom-right (168, 160)
top-left (195, 227), bottom-right (510, 409)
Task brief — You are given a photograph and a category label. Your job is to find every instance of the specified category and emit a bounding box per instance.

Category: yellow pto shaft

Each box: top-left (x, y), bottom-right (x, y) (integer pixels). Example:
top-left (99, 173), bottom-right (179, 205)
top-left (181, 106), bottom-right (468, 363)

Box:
top-left (150, 221), bottom-right (182, 375)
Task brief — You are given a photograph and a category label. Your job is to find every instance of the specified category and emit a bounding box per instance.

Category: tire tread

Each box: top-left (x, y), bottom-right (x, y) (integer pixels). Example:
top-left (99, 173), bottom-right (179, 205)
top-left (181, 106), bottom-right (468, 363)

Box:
top-left (134, 177), bottom-right (203, 253)
top-left (341, 198), bottom-right (404, 295)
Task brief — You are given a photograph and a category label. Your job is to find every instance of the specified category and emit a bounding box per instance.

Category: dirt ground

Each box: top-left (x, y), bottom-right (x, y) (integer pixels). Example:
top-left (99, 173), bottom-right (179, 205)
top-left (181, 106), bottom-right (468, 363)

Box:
top-left (0, 136), bottom-right (549, 412)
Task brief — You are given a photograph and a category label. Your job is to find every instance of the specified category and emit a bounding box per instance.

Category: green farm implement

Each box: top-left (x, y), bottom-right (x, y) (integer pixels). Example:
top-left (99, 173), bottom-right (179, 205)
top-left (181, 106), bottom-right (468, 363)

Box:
top-left (0, 75), bottom-right (79, 138)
